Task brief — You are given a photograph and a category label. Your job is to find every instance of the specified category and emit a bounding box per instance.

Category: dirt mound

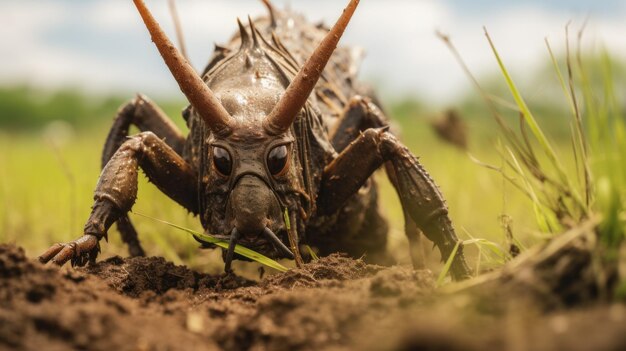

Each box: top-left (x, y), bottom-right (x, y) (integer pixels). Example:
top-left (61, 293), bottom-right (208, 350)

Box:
top-left (0, 245), bottom-right (214, 351)
top-left (86, 255), bottom-right (255, 297)
top-left (0, 244), bottom-right (433, 351)
top-left (83, 252), bottom-right (433, 351)
top-left (2, 243), bottom-right (626, 351)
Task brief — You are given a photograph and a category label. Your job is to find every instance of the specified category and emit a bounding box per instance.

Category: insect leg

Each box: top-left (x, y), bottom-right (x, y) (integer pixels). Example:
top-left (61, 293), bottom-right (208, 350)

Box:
top-left (329, 96), bottom-right (429, 269)
top-left (317, 128), bottom-right (472, 280)
top-left (102, 94), bottom-right (186, 257)
top-left (329, 95), bottom-right (388, 152)
top-left (102, 94), bottom-right (185, 164)
top-left (39, 132), bottom-right (198, 267)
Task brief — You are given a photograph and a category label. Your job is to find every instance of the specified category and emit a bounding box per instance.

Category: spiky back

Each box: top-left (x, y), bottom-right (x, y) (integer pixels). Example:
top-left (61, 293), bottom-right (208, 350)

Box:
top-left (203, 9), bottom-right (363, 126)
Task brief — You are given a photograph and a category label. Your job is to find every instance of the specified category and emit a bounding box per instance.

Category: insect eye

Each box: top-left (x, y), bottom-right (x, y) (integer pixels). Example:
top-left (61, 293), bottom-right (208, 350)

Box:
top-left (212, 147), bottom-right (232, 176)
top-left (267, 145), bottom-right (289, 176)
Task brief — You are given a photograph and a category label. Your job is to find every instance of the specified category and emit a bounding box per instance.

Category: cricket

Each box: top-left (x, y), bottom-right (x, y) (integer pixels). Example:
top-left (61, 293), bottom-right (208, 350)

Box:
top-left (1, 0), bottom-right (625, 350)
top-left (38, 0), bottom-right (471, 279)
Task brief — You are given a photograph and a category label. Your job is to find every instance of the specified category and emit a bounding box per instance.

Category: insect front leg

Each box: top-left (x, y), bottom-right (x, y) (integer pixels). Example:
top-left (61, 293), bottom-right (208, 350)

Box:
top-left (39, 132), bottom-right (198, 267)
top-left (101, 94), bottom-right (187, 257)
top-left (317, 128), bottom-right (472, 280)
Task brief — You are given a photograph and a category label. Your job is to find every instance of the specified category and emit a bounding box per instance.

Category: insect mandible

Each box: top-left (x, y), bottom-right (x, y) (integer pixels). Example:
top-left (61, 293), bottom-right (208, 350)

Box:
top-left (39, 0), bottom-right (472, 280)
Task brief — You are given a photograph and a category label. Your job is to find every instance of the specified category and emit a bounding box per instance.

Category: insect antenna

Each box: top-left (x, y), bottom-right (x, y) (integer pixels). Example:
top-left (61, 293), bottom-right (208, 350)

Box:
top-left (263, 0), bottom-right (360, 135)
top-left (134, 0), bottom-right (234, 136)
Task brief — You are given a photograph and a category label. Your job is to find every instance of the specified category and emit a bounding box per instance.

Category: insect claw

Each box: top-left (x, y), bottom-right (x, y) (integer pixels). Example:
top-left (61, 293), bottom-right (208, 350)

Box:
top-left (38, 243), bottom-right (64, 264)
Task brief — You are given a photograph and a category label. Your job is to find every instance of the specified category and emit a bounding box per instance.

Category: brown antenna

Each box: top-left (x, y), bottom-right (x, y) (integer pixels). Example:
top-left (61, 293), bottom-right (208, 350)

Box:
top-left (134, 0), bottom-right (233, 136)
top-left (263, 0), bottom-right (360, 135)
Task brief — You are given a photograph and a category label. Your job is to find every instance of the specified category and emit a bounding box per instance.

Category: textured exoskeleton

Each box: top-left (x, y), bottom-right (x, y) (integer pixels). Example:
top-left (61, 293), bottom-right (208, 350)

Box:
top-left (40, 0), bottom-right (471, 280)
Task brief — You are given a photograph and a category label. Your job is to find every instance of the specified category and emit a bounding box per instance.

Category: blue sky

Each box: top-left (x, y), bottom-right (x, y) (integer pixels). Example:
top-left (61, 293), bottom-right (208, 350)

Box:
top-left (1, 0), bottom-right (625, 104)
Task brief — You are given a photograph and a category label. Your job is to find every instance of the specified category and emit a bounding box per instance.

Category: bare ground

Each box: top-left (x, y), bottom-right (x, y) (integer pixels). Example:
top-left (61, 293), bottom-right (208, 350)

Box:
top-left (1, 243), bottom-right (626, 351)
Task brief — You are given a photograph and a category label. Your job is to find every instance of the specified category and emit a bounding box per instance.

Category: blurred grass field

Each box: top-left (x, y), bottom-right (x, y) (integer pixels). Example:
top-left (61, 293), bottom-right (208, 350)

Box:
top-left (0, 50), bottom-right (622, 275)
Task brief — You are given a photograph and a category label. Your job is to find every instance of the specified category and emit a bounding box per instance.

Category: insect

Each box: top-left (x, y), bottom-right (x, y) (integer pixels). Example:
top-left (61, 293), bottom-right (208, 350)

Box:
top-left (39, 0), bottom-right (471, 280)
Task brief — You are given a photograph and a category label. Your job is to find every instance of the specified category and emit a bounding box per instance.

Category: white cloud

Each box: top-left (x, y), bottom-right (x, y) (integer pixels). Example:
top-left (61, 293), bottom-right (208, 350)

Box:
top-left (1, 0), bottom-right (625, 104)
top-left (0, 2), bottom-right (68, 83)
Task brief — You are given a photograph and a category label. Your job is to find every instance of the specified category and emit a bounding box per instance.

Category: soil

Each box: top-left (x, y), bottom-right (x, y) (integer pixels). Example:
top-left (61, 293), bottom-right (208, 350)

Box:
top-left (1, 243), bottom-right (626, 351)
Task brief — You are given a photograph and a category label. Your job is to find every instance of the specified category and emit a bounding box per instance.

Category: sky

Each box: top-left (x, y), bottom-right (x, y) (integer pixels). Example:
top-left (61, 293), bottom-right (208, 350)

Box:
top-left (1, 0), bottom-right (625, 104)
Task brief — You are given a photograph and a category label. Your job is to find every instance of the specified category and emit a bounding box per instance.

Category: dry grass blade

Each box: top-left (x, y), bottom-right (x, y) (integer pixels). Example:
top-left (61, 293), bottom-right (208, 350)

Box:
top-left (564, 26), bottom-right (592, 206)
top-left (167, 0), bottom-right (189, 64)
top-left (467, 152), bottom-right (535, 201)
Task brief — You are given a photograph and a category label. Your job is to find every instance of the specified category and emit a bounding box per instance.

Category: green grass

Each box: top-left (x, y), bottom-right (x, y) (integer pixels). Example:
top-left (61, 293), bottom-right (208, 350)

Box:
top-left (133, 212), bottom-right (289, 272)
top-left (436, 25), bottom-right (626, 288)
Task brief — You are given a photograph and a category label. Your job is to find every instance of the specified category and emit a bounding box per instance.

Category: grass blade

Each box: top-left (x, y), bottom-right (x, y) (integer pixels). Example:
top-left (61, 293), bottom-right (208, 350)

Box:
top-left (485, 28), bottom-right (587, 214)
top-left (305, 245), bottom-right (319, 261)
top-left (132, 212), bottom-right (289, 272)
top-left (437, 241), bottom-right (461, 286)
